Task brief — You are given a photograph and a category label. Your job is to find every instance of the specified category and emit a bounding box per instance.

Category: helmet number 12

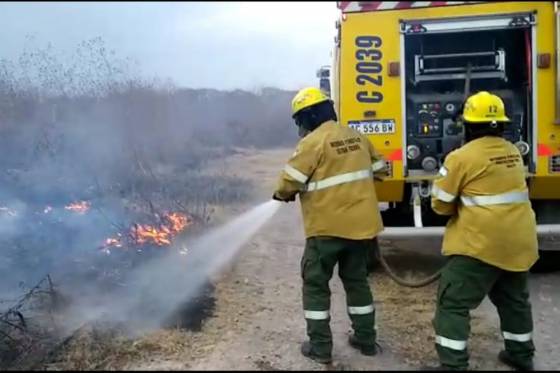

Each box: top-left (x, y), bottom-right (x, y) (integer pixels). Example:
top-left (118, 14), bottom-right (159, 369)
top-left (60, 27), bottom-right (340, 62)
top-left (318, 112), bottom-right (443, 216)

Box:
top-left (355, 35), bottom-right (383, 104)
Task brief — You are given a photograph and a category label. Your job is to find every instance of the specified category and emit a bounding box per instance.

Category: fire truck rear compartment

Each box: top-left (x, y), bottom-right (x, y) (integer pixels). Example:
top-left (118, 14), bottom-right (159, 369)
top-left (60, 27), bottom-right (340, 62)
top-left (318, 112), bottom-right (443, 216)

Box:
top-left (403, 27), bottom-right (533, 175)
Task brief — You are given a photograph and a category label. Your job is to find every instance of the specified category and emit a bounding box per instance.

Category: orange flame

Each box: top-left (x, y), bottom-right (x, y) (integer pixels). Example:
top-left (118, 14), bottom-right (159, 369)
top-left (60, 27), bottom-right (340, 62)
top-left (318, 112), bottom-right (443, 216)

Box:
top-left (101, 212), bottom-right (191, 250)
top-left (132, 224), bottom-right (172, 246)
top-left (131, 212), bottom-right (191, 246)
top-left (65, 201), bottom-right (91, 214)
top-left (165, 212), bottom-right (189, 234)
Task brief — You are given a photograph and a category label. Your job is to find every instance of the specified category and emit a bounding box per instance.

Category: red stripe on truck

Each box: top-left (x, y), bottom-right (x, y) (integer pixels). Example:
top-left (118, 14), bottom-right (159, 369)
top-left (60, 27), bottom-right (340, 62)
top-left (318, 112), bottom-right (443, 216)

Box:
top-left (360, 1), bottom-right (383, 11)
top-left (396, 2), bottom-right (413, 9)
top-left (338, 1), bottom-right (351, 10)
top-left (340, 1), bottom-right (481, 13)
top-left (538, 144), bottom-right (554, 157)
top-left (387, 149), bottom-right (403, 161)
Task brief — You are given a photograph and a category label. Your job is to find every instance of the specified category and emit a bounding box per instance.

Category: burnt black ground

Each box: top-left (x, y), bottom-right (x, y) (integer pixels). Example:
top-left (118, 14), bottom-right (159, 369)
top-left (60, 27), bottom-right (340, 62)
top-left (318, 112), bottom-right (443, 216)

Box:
top-left (162, 281), bottom-right (216, 331)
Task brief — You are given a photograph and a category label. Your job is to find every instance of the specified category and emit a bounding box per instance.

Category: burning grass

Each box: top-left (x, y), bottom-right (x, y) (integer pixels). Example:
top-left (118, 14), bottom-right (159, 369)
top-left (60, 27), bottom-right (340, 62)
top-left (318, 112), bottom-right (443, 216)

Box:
top-left (0, 38), bottom-right (278, 370)
top-left (0, 167), bottom-right (253, 370)
top-left (102, 211), bottom-right (192, 251)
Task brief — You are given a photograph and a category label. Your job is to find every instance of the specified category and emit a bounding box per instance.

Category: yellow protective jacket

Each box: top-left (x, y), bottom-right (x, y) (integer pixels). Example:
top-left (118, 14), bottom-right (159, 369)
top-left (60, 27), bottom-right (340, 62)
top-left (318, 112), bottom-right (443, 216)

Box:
top-left (431, 136), bottom-right (539, 272)
top-left (274, 120), bottom-right (386, 240)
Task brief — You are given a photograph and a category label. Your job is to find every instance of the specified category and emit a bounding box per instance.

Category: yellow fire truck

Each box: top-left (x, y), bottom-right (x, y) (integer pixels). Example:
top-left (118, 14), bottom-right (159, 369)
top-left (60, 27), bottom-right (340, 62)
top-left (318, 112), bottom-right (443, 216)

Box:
top-left (329, 1), bottom-right (560, 264)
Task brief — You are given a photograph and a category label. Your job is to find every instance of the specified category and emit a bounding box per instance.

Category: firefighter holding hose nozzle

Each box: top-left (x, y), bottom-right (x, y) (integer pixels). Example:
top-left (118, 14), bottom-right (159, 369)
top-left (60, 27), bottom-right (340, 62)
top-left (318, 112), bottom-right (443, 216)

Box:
top-left (424, 91), bottom-right (539, 371)
top-left (272, 87), bottom-right (387, 364)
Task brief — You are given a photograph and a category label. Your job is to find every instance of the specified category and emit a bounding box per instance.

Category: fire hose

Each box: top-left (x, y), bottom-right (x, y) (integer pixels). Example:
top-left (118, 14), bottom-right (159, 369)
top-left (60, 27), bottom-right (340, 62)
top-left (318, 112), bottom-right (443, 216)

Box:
top-left (372, 238), bottom-right (443, 288)
top-left (374, 64), bottom-right (471, 289)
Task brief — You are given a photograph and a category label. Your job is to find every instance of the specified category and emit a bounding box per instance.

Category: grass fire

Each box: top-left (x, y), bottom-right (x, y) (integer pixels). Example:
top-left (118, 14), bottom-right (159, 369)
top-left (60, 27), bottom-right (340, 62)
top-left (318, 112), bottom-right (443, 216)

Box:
top-left (0, 29), bottom-right (294, 370)
top-left (102, 212), bottom-right (192, 252)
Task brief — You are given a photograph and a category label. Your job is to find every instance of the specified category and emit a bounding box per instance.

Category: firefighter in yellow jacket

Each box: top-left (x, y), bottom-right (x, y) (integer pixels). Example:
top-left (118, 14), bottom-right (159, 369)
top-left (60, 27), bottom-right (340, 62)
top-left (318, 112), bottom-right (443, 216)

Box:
top-left (273, 87), bottom-right (386, 364)
top-left (427, 91), bottom-right (539, 371)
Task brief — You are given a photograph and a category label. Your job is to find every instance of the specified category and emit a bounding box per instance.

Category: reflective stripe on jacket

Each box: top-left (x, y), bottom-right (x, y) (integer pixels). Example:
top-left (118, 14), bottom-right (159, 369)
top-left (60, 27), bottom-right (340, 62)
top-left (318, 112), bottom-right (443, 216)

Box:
top-left (274, 120), bottom-right (386, 239)
top-left (431, 136), bottom-right (538, 271)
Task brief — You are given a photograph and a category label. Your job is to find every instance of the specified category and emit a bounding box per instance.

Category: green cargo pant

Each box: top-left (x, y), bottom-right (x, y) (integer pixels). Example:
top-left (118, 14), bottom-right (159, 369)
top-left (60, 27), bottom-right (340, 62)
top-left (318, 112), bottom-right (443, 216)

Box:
top-left (433, 255), bottom-right (535, 370)
top-left (301, 236), bottom-right (376, 357)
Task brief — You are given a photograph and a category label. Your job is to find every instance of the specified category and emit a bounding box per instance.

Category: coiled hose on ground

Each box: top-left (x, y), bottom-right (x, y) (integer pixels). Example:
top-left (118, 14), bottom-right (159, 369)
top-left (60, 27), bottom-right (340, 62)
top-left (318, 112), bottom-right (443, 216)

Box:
top-left (372, 241), bottom-right (442, 288)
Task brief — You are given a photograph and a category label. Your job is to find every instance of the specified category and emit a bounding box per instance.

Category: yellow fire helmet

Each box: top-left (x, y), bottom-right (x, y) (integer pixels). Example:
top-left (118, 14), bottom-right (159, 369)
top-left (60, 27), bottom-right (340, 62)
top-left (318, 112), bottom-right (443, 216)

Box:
top-left (291, 87), bottom-right (329, 117)
top-left (462, 91), bottom-right (511, 124)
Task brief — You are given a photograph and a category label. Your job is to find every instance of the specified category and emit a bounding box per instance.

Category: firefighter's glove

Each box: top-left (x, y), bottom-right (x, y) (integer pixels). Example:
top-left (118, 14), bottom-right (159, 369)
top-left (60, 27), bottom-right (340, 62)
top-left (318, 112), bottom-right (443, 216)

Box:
top-left (272, 193), bottom-right (295, 203)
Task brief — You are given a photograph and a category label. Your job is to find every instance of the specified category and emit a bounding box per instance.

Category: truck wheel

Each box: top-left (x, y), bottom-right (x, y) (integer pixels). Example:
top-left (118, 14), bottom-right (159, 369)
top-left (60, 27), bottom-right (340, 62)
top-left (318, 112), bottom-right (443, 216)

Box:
top-left (530, 250), bottom-right (560, 273)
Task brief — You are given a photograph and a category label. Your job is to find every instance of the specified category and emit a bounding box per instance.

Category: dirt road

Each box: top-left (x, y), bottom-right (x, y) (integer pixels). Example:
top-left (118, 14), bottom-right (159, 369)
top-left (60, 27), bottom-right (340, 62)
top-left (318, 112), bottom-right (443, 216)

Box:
top-left (131, 147), bottom-right (560, 371)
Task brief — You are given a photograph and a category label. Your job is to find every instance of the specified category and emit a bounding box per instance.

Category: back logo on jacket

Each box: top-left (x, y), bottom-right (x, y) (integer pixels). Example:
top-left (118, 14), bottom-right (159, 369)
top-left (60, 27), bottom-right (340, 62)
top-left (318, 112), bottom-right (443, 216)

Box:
top-left (330, 136), bottom-right (363, 155)
top-left (489, 153), bottom-right (522, 168)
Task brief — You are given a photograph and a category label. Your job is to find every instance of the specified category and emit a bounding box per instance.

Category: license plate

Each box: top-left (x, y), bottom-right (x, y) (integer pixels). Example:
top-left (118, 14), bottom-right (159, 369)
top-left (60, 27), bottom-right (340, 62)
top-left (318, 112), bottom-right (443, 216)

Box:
top-left (348, 119), bottom-right (395, 135)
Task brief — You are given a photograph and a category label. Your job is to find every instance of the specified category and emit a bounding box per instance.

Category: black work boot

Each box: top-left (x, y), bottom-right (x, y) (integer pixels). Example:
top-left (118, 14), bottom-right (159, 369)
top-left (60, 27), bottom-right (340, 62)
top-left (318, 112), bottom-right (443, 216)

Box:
top-left (498, 350), bottom-right (534, 371)
top-left (348, 335), bottom-right (378, 356)
top-left (300, 341), bottom-right (332, 364)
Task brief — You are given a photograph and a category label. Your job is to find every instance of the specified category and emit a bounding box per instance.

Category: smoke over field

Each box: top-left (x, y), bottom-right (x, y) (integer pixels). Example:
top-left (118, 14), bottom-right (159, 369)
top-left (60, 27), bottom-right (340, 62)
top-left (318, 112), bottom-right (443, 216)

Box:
top-left (0, 38), bottom-right (295, 368)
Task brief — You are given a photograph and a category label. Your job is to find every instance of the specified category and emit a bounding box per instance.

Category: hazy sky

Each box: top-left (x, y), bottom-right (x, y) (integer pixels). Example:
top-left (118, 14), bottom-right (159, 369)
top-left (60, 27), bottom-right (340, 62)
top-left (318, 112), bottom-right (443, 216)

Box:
top-left (0, 2), bottom-right (339, 91)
